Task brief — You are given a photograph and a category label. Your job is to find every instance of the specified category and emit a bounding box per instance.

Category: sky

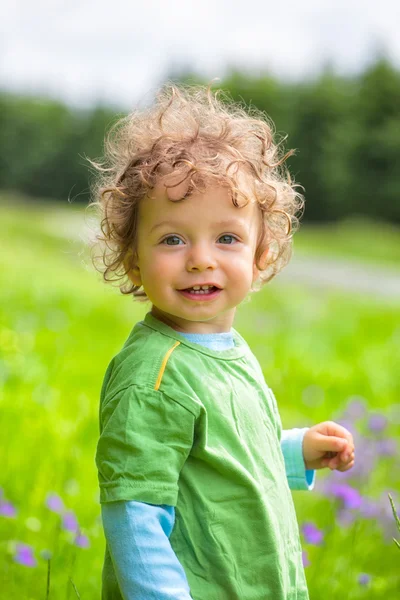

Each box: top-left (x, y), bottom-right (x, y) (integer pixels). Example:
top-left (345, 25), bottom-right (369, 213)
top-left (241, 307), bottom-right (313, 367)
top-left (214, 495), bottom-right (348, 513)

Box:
top-left (1, 0), bottom-right (400, 109)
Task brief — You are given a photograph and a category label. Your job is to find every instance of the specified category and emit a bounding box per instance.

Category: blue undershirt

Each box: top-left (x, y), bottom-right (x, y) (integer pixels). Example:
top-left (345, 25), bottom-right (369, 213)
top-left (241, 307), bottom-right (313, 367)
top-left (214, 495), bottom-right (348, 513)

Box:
top-left (101, 329), bottom-right (315, 600)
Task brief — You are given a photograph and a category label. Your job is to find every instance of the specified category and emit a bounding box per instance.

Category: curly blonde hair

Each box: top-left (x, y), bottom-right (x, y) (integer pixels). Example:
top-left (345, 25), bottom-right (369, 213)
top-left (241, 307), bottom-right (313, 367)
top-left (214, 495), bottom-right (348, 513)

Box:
top-left (90, 82), bottom-right (304, 300)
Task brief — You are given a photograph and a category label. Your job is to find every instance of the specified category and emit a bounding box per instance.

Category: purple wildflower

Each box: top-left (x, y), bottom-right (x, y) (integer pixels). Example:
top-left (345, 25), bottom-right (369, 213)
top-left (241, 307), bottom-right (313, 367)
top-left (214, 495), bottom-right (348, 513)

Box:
top-left (46, 493), bottom-right (64, 514)
top-left (301, 522), bottom-right (324, 545)
top-left (344, 398), bottom-right (367, 420)
top-left (74, 533), bottom-right (90, 548)
top-left (358, 573), bottom-right (371, 586)
top-left (376, 438), bottom-right (398, 457)
top-left (337, 508), bottom-right (356, 528)
top-left (0, 501), bottom-right (17, 518)
top-left (330, 483), bottom-right (362, 510)
top-left (359, 497), bottom-right (380, 519)
top-left (14, 544), bottom-right (37, 567)
top-left (302, 550), bottom-right (310, 567)
top-left (62, 510), bottom-right (78, 533)
top-left (368, 413), bottom-right (388, 433)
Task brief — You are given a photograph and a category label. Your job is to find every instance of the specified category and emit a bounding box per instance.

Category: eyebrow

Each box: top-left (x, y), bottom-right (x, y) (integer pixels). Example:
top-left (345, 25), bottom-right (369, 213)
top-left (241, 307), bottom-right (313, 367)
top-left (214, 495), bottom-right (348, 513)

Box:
top-left (149, 221), bottom-right (175, 234)
top-left (149, 220), bottom-right (248, 233)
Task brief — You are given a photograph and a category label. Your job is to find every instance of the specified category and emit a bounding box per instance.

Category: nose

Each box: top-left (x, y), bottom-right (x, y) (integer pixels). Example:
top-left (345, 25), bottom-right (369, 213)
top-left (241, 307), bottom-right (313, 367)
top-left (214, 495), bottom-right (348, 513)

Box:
top-left (186, 242), bottom-right (217, 272)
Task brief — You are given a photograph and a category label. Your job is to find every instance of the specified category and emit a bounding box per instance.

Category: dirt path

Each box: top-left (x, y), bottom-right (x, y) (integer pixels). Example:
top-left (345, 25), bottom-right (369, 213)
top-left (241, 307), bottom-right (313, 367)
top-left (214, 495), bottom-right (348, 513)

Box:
top-left (278, 255), bottom-right (400, 300)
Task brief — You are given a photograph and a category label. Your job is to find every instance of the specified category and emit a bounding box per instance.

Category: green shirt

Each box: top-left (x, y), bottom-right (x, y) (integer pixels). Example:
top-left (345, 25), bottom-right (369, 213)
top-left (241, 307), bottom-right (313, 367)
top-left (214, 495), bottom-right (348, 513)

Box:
top-left (96, 313), bottom-right (309, 599)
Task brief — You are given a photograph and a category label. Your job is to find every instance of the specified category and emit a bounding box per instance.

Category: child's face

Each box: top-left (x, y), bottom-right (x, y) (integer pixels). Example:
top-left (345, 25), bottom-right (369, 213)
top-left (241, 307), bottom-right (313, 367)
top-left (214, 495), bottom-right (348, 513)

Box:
top-left (128, 178), bottom-right (265, 333)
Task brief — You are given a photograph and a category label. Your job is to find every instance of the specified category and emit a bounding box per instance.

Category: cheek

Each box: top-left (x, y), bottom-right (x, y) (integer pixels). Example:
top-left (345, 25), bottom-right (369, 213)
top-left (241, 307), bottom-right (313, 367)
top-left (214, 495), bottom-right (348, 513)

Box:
top-left (153, 252), bottom-right (180, 273)
top-left (141, 252), bottom-right (179, 284)
top-left (226, 252), bottom-right (255, 288)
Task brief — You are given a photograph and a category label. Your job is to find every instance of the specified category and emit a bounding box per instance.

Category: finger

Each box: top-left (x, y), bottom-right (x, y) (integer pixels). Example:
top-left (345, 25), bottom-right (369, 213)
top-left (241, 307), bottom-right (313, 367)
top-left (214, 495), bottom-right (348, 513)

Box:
top-left (325, 451), bottom-right (337, 459)
top-left (323, 449), bottom-right (355, 470)
top-left (339, 448), bottom-right (355, 462)
top-left (331, 451), bottom-right (352, 469)
top-left (335, 452), bottom-right (355, 469)
top-left (337, 460), bottom-right (355, 473)
top-left (316, 435), bottom-right (348, 454)
top-left (319, 421), bottom-right (354, 444)
top-left (340, 450), bottom-right (354, 463)
top-left (329, 457), bottom-right (341, 469)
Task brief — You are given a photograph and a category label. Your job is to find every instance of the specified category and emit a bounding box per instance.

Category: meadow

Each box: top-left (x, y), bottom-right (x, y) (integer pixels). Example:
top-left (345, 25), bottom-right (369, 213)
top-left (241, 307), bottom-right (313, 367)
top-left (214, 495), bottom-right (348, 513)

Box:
top-left (1, 196), bottom-right (399, 599)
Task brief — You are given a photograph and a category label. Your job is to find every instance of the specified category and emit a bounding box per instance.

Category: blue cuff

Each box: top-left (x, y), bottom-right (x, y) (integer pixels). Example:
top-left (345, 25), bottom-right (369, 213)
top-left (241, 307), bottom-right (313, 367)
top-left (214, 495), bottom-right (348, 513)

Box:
top-left (102, 501), bottom-right (192, 600)
top-left (281, 428), bottom-right (316, 491)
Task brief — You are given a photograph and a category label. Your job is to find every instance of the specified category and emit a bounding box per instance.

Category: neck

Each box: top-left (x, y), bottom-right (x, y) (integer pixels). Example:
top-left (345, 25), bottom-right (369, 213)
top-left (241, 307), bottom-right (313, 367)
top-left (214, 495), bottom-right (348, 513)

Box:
top-left (150, 306), bottom-right (235, 333)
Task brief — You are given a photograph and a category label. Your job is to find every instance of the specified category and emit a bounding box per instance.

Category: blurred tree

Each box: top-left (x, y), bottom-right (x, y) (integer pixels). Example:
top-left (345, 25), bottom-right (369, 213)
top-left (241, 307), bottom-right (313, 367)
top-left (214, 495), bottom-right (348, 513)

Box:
top-left (1, 58), bottom-right (399, 224)
top-left (0, 95), bottom-right (71, 196)
top-left (288, 68), bottom-right (359, 221)
top-left (350, 58), bottom-right (400, 221)
top-left (0, 94), bottom-right (115, 204)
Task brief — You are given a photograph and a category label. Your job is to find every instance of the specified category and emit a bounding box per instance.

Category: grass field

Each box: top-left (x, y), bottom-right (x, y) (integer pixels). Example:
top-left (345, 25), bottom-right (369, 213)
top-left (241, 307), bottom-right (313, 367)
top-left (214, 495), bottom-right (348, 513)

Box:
top-left (1, 197), bottom-right (400, 599)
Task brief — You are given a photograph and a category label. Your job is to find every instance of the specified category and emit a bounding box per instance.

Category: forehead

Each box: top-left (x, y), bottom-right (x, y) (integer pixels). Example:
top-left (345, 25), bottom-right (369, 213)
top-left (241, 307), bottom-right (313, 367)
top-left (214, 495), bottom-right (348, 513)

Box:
top-left (140, 177), bottom-right (259, 230)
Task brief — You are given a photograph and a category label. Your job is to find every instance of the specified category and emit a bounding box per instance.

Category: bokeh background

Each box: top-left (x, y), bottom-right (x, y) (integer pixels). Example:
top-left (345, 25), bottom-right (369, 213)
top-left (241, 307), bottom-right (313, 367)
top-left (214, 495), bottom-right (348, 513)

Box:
top-left (1, 1), bottom-right (400, 598)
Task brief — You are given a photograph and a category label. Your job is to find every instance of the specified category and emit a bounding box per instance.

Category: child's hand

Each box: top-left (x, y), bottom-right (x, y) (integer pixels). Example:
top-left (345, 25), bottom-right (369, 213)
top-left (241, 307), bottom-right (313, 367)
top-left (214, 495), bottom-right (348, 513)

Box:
top-left (302, 421), bottom-right (355, 472)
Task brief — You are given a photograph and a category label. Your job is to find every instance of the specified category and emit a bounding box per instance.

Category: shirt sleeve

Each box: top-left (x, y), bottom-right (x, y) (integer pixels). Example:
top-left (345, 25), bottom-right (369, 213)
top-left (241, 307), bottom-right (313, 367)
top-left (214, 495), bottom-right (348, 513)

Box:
top-left (96, 385), bottom-right (196, 505)
top-left (281, 428), bottom-right (316, 491)
top-left (102, 500), bottom-right (192, 600)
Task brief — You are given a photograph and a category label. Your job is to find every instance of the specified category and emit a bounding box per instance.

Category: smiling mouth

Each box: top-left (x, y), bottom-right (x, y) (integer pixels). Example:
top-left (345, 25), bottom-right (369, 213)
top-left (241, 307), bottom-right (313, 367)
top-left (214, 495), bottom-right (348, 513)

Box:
top-left (180, 285), bottom-right (220, 294)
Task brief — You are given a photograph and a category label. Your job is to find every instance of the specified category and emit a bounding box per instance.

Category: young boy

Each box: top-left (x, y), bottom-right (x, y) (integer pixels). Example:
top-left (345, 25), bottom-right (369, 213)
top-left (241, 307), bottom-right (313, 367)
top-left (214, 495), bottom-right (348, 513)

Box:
top-left (94, 84), bottom-right (355, 600)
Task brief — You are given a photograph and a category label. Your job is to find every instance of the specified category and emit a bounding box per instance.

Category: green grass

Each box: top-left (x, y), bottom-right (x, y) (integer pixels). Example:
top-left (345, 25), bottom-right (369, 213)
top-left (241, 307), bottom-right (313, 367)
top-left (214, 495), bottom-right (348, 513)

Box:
top-left (294, 218), bottom-right (400, 268)
top-left (1, 197), bottom-right (399, 598)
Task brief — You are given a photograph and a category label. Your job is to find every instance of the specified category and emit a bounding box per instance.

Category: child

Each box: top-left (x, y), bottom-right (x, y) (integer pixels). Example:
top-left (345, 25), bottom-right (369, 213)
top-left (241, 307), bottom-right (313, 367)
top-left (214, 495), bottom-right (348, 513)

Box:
top-left (94, 84), bottom-right (355, 600)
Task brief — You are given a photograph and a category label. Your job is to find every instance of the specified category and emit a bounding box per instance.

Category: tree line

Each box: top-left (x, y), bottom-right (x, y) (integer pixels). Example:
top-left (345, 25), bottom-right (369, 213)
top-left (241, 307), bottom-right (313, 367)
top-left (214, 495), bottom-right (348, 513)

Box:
top-left (1, 58), bottom-right (399, 223)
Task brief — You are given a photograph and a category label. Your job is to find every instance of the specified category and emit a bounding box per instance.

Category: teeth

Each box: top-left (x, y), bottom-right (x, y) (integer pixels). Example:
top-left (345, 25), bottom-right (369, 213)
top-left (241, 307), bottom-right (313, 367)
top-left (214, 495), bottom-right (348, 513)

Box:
top-left (187, 284), bottom-right (215, 294)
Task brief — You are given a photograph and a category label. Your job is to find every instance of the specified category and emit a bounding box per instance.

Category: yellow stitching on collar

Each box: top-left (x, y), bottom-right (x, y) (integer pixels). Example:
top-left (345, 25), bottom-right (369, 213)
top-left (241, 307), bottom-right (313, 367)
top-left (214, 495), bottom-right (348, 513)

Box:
top-left (154, 341), bottom-right (181, 390)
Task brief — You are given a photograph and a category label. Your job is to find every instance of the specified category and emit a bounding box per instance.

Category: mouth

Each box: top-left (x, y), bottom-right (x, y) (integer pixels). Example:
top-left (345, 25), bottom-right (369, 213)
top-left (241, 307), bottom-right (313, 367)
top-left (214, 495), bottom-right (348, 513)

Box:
top-left (180, 284), bottom-right (220, 293)
top-left (178, 284), bottom-right (222, 300)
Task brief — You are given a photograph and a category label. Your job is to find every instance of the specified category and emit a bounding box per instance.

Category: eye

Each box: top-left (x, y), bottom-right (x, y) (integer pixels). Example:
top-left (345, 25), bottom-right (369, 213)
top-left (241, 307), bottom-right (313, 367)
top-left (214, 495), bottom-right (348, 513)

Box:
top-left (161, 235), bottom-right (184, 246)
top-left (218, 234), bottom-right (238, 244)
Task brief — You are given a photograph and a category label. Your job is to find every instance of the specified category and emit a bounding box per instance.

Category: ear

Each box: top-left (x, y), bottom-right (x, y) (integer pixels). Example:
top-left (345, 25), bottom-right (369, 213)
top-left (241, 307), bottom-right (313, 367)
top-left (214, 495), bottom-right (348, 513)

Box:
top-left (127, 265), bottom-right (142, 286)
top-left (124, 252), bottom-right (142, 286)
top-left (253, 247), bottom-right (269, 283)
